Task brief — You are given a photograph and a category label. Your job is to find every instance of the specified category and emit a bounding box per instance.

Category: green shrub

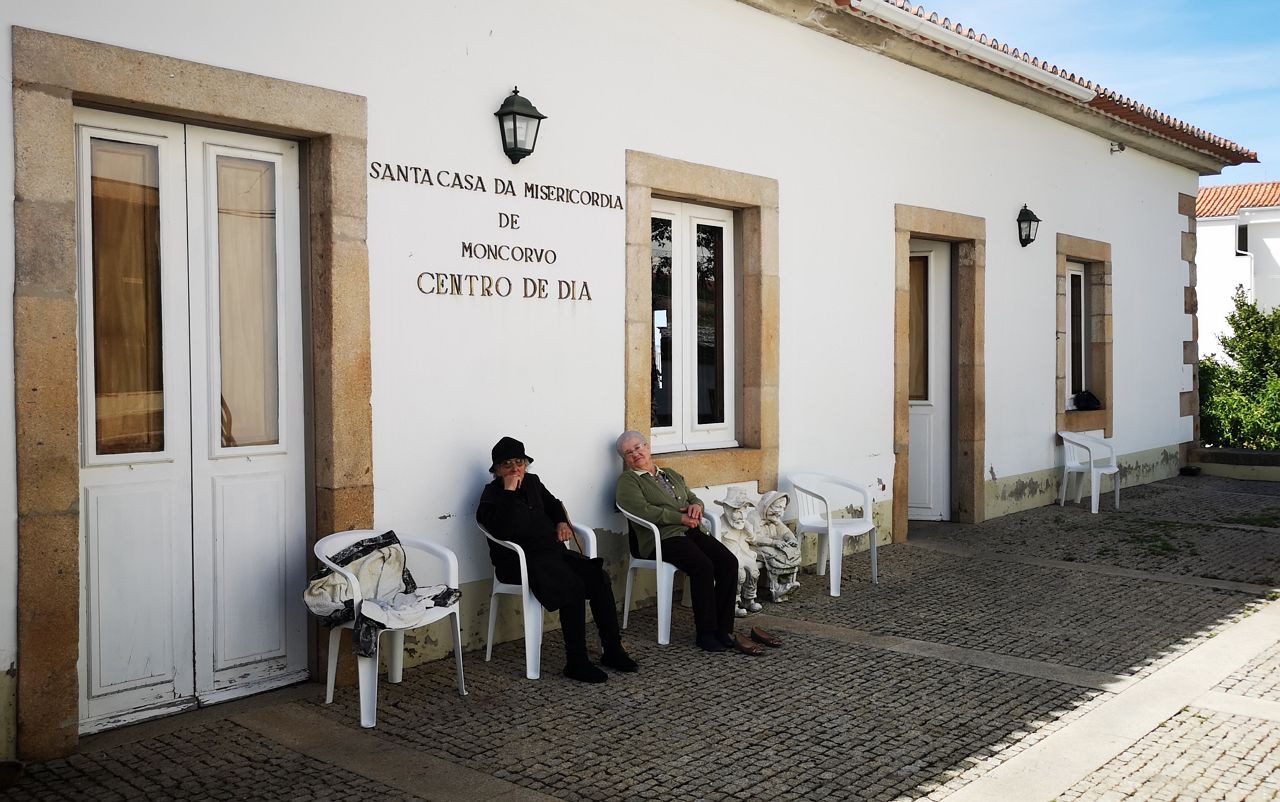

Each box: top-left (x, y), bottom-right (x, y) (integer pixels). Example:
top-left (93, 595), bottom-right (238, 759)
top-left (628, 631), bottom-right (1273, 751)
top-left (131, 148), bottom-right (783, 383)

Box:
top-left (1199, 287), bottom-right (1280, 449)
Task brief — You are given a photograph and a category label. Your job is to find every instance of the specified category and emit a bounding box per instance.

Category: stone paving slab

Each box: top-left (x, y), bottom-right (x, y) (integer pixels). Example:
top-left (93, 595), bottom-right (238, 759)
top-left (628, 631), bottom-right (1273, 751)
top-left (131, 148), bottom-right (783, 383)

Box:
top-left (0, 720), bottom-right (427, 801)
top-left (1118, 479), bottom-right (1280, 528)
top-left (1055, 708), bottom-right (1280, 802)
top-left (767, 546), bottom-right (1258, 676)
top-left (1215, 640), bottom-right (1280, 702)
top-left (306, 611), bottom-right (1100, 802)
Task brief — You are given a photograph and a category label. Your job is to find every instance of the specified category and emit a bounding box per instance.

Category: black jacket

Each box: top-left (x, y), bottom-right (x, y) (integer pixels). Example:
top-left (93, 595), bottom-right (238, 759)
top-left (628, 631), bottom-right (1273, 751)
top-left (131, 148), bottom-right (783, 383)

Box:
top-left (477, 473), bottom-right (585, 610)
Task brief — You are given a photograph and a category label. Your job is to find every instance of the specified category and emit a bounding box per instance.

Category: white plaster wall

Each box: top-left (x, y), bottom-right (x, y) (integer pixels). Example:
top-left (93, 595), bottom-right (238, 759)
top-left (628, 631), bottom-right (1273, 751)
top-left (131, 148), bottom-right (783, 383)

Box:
top-left (1197, 218), bottom-right (1253, 359)
top-left (1242, 215), bottom-right (1280, 313)
top-left (0, 0), bottom-right (1205, 684)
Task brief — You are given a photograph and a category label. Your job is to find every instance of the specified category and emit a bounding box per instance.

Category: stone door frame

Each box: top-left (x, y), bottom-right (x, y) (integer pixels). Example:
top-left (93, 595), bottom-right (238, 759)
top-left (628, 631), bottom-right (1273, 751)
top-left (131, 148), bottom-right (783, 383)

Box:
top-left (12, 27), bottom-right (372, 759)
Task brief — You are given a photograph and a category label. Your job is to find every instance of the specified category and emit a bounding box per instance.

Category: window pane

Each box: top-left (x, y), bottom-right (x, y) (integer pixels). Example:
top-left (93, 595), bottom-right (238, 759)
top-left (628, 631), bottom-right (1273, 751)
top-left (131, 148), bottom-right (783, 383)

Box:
top-left (909, 256), bottom-right (928, 400)
top-left (650, 217), bottom-right (673, 428)
top-left (695, 224), bottom-right (725, 425)
top-left (90, 139), bottom-right (165, 455)
top-left (217, 156), bottom-right (279, 447)
top-left (1070, 272), bottom-right (1084, 395)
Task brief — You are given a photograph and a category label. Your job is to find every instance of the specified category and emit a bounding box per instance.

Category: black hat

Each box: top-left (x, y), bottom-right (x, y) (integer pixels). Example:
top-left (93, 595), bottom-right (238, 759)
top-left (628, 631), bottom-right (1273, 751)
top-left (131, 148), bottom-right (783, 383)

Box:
top-left (490, 436), bottom-right (534, 472)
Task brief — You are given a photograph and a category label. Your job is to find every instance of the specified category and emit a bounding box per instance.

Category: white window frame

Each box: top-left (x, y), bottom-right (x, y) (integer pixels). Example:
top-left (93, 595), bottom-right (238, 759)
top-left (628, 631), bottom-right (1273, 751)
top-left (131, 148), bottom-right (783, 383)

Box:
top-left (650, 199), bottom-right (737, 453)
top-left (1065, 260), bottom-right (1090, 410)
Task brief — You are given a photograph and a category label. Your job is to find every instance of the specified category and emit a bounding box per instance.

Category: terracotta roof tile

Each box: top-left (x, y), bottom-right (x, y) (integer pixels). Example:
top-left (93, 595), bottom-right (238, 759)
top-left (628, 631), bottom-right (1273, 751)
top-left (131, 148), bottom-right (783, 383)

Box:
top-left (1196, 182), bottom-right (1280, 218)
top-left (832, 0), bottom-right (1257, 166)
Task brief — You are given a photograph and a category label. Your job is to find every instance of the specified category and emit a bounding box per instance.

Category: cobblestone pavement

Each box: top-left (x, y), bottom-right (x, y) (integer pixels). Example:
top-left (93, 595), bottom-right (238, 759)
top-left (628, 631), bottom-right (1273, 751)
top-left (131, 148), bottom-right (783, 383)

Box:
top-left (1057, 709), bottom-right (1280, 802)
top-left (1215, 641), bottom-right (1280, 702)
top-left (3, 476), bottom-right (1279, 802)
top-left (915, 477), bottom-right (1280, 586)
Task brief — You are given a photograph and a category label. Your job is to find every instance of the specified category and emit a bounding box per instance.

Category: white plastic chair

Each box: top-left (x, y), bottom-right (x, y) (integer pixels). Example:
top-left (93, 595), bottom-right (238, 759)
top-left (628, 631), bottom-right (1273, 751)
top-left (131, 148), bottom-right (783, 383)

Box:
top-left (615, 505), bottom-right (681, 646)
top-left (1058, 431), bottom-right (1120, 514)
top-left (315, 530), bottom-right (467, 728)
top-left (789, 473), bottom-right (878, 596)
top-left (481, 522), bottom-right (597, 679)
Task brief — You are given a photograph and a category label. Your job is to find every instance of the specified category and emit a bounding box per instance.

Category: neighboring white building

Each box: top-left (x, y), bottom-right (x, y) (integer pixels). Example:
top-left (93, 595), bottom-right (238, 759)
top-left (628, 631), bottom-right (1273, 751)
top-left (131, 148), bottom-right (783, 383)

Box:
top-left (1196, 182), bottom-right (1280, 358)
top-left (0, 0), bottom-right (1257, 759)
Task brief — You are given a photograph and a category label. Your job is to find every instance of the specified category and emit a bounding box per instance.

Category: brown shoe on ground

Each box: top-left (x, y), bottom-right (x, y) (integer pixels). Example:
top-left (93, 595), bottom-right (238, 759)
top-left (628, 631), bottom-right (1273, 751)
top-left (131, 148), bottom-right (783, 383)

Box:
top-left (731, 633), bottom-right (766, 656)
top-left (749, 626), bottom-right (782, 648)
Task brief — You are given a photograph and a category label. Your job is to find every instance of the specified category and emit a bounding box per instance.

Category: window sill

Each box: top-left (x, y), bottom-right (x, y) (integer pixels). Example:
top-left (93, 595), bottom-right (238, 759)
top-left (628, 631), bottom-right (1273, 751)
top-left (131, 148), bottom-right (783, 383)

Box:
top-left (655, 446), bottom-right (768, 488)
top-left (1062, 409), bottom-right (1107, 433)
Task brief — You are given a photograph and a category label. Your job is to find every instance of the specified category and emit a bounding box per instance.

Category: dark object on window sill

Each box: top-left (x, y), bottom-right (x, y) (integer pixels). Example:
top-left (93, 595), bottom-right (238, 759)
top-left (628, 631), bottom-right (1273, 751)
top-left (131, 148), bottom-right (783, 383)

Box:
top-left (1073, 390), bottom-right (1103, 411)
top-left (1179, 465), bottom-right (1202, 477)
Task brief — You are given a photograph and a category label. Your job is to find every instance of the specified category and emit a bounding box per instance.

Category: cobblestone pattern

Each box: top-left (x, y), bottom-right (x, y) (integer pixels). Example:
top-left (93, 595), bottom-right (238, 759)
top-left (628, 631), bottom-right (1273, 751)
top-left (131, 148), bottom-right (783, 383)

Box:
top-left (307, 618), bottom-right (1100, 802)
top-left (1120, 479), bottom-right (1280, 528)
top-left (915, 481), bottom-right (1280, 587)
top-left (1215, 640), bottom-right (1280, 702)
top-left (0, 721), bottom-right (425, 802)
top-left (769, 546), bottom-right (1259, 676)
top-left (1057, 708), bottom-right (1280, 802)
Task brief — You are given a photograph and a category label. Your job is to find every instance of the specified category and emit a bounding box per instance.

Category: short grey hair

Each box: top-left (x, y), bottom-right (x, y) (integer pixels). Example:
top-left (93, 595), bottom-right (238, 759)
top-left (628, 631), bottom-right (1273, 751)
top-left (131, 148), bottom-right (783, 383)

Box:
top-left (615, 430), bottom-right (647, 456)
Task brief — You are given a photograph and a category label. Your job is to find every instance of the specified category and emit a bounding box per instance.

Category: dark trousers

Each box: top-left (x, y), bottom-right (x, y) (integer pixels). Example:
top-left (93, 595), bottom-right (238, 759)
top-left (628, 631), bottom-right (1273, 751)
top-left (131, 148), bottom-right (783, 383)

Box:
top-left (504, 551), bottom-right (622, 666)
top-left (661, 528), bottom-right (737, 636)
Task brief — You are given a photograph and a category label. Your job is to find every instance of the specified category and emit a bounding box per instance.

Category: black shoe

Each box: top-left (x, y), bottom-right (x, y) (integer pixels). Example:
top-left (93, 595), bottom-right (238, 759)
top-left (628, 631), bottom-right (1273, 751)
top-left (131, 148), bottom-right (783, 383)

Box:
top-left (563, 662), bottom-right (608, 683)
top-left (696, 633), bottom-right (727, 652)
top-left (715, 631), bottom-right (735, 648)
top-left (601, 649), bottom-right (638, 672)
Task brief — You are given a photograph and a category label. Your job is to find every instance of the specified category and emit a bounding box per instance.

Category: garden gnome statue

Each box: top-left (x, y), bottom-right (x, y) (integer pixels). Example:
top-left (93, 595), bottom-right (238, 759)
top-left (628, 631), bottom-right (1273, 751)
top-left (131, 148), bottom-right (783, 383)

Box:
top-left (752, 490), bottom-right (802, 601)
top-left (716, 487), bottom-right (762, 617)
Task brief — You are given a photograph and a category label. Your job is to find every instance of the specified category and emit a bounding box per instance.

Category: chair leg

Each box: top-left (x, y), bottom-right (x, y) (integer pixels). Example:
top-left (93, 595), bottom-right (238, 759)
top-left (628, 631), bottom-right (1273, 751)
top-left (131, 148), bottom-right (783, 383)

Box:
top-left (357, 643), bottom-right (380, 728)
top-left (828, 535), bottom-right (843, 597)
top-left (325, 626), bottom-right (342, 704)
top-left (1090, 470), bottom-right (1101, 514)
top-left (485, 590), bottom-right (499, 662)
top-left (1076, 471), bottom-right (1086, 505)
top-left (681, 574), bottom-right (693, 608)
top-left (387, 630), bottom-right (405, 684)
top-left (815, 533), bottom-right (829, 576)
top-left (450, 611), bottom-right (467, 696)
top-left (656, 566), bottom-right (675, 646)
top-left (1113, 473), bottom-right (1121, 511)
top-left (869, 529), bottom-right (878, 585)
top-left (1058, 465), bottom-right (1069, 506)
top-left (522, 592), bottom-right (543, 680)
top-left (622, 566), bottom-right (636, 630)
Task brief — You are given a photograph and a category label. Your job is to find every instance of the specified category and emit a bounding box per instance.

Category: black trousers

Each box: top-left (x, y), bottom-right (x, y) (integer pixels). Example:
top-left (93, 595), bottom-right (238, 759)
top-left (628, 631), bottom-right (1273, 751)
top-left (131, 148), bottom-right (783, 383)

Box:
top-left (660, 528), bottom-right (737, 636)
top-left (502, 551), bottom-right (622, 665)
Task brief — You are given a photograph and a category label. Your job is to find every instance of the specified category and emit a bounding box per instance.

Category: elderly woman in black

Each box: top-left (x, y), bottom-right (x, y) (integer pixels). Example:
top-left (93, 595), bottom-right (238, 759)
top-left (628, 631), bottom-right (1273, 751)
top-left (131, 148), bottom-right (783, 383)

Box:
top-left (477, 436), bottom-right (637, 683)
top-left (614, 430), bottom-right (765, 655)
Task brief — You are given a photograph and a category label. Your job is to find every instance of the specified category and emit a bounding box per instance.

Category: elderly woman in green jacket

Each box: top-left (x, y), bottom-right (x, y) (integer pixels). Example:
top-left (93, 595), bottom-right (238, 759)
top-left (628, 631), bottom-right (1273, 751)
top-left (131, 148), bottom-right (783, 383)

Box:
top-left (614, 430), bottom-right (751, 653)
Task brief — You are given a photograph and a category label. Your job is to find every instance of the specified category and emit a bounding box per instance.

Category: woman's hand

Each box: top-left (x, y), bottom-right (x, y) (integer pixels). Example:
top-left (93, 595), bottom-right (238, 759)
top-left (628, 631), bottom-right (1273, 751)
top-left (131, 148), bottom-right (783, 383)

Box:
top-left (556, 522), bottom-right (573, 542)
top-left (679, 513), bottom-right (700, 529)
top-left (502, 473), bottom-right (523, 491)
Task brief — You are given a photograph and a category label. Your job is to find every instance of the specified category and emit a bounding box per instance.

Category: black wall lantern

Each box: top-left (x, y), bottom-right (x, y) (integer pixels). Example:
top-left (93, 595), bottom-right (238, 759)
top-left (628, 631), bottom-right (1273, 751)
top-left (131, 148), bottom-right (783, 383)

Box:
top-left (1017, 204), bottom-right (1041, 247)
top-left (494, 87), bottom-right (546, 164)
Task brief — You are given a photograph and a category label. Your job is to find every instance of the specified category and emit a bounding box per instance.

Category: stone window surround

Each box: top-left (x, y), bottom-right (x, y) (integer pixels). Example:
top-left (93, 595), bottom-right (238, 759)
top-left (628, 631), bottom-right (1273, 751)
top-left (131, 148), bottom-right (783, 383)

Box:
top-left (893, 205), bottom-right (987, 538)
top-left (1055, 233), bottom-right (1114, 438)
top-left (623, 151), bottom-right (779, 491)
top-left (11, 27), bottom-right (372, 760)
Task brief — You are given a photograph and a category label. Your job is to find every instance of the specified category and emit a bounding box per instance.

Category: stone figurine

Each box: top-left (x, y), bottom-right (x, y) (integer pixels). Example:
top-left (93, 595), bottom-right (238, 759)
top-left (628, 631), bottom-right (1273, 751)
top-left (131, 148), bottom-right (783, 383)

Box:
top-left (751, 490), bottom-right (802, 601)
top-left (716, 487), bottom-right (763, 617)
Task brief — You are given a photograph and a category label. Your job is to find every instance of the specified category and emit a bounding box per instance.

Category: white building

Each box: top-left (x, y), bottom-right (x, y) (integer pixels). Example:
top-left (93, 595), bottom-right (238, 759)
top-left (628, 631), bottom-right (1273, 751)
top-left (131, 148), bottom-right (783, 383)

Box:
top-left (0, 0), bottom-right (1256, 759)
top-left (1196, 182), bottom-right (1280, 358)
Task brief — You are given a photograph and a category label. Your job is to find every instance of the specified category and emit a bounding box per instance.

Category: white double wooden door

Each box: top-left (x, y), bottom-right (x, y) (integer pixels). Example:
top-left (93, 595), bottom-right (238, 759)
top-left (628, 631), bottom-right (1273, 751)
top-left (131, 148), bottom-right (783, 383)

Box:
top-left (75, 109), bottom-right (307, 731)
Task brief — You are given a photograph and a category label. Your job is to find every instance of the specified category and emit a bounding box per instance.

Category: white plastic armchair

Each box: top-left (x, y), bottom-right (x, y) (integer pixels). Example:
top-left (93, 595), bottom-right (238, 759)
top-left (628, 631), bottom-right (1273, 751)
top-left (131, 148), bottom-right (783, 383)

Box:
top-left (314, 530), bottom-right (466, 729)
top-left (1057, 431), bottom-right (1120, 514)
top-left (615, 505), bottom-right (681, 646)
top-left (481, 522), bottom-right (597, 679)
top-left (788, 473), bottom-right (879, 596)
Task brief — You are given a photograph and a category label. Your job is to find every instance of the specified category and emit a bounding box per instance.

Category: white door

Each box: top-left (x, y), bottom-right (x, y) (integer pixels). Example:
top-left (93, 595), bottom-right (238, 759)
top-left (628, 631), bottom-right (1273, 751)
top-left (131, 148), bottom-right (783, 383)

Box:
top-left (907, 240), bottom-right (951, 521)
top-left (76, 109), bottom-right (307, 732)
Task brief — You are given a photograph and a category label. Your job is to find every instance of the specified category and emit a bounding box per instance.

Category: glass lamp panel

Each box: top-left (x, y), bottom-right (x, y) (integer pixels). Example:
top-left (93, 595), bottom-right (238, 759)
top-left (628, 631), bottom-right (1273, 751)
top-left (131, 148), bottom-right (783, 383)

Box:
top-left (650, 217), bottom-right (674, 428)
top-left (216, 155), bottom-right (280, 448)
top-left (518, 116), bottom-right (540, 149)
top-left (90, 138), bottom-right (166, 455)
top-left (694, 223), bottom-right (725, 425)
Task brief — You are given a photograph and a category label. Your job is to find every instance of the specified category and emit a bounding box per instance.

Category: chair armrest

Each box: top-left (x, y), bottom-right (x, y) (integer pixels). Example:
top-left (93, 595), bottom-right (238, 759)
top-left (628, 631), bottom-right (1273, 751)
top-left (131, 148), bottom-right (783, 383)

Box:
top-left (479, 525), bottom-right (531, 583)
top-left (617, 504), bottom-right (664, 563)
top-left (570, 523), bottom-right (598, 559)
top-left (400, 535), bottom-right (461, 588)
top-left (704, 512), bottom-right (722, 542)
top-left (316, 552), bottom-right (364, 609)
top-left (791, 473), bottom-right (874, 522)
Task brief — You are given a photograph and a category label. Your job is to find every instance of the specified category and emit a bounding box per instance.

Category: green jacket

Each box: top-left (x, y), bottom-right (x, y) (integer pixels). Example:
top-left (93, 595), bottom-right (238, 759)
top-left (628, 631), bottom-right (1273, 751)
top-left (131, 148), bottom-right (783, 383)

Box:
top-left (615, 468), bottom-right (707, 556)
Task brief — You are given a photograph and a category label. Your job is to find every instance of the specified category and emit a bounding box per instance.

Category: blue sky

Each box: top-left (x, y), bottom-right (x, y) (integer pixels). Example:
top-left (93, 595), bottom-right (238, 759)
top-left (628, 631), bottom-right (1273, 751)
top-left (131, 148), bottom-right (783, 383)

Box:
top-left (909, 0), bottom-right (1280, 186)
